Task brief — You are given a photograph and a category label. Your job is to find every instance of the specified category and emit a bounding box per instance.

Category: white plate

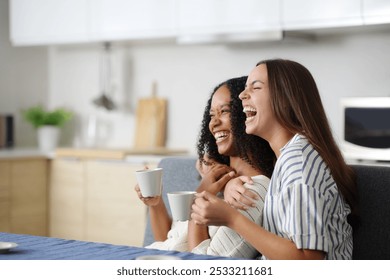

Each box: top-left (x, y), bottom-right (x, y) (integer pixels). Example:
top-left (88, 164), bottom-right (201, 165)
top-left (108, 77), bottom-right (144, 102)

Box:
top-left (0, 242), bottom-right (18, 252)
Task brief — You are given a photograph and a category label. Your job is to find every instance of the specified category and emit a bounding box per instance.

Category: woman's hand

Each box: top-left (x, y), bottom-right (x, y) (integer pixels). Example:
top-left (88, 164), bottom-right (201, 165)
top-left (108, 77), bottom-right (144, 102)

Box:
top-left (134, 184), bottom-right (161, 207)
top-left (197, 164), bottom-right (235, 195)
top-left (196, 159), bottom-right (212, 178)
top-left (191, 191), bottom-right (238, 227)
top-left (223, 176), bottom-right (259, 210)
top-left (196, 155), bottom-right (220, 178)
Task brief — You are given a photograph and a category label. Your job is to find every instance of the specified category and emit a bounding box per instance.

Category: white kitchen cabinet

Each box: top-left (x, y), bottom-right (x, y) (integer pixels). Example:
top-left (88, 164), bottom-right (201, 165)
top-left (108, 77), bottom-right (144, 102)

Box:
top-left (10, 0), bottom-right (90, 46)
top-left (89, 0), bottom-right (177, 42)
top-left (176, 0), bottom-right (282, 43)
top-left (9, 0), bottom-right (177, 46)
top-left (281, 0), bottom-right (363, 30)
top-left (363, 0), bottom-right (390, 25)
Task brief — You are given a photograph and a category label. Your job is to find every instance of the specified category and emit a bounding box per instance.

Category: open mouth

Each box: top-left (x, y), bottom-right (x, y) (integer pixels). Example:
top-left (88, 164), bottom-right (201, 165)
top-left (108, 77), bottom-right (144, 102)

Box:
top-left (243, 106), bottom-right (257, 122)
top-left (214, 131), bottom-right (229, 143)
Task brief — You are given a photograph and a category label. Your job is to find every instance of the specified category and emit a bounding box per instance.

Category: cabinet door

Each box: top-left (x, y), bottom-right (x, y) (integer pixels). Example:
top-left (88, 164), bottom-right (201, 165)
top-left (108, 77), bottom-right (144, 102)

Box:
top-left (177, 0), bottom-right (281, 42)
top-left (89, 0), bottom-right (177, 41)
top-left (363, 0), bottom-right (390, 24)
top-left (282, 0), bottom-right (363, 30)
top-left (0, 161), bottom-right (10, 232)
top-left (49, 159), bottom-right (85, 240)
top-left (85, 160), bottom-right (149, 246)
top-left (10, 159), bottom-right (48, 236)
top-left (10, 0), bottom-right (90, 46)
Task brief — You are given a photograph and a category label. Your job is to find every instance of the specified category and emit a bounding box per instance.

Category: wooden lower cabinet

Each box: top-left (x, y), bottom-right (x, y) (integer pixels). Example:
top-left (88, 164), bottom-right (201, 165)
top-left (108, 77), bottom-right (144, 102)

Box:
top-left (0, 158), bottom-right (48, 236)
top-left (49, 158), bottom-right (157, 246)
top-left (0, 161), bottom-right (10, 233)
top-left (49, 159), bottom-right (85, 240)
top-left (85, 161), bottom-right (150, 246)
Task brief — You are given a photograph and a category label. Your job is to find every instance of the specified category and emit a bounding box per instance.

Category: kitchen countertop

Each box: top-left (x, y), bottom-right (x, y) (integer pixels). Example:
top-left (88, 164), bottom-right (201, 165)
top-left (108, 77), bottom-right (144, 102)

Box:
top-left (0, 148), bottom-right (54, 159)
top-left (0, 147), bottom-right (189, 161)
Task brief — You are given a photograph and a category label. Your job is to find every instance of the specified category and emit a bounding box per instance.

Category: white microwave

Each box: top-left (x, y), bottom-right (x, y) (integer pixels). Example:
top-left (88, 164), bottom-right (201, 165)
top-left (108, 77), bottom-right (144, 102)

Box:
top-left (340, 97), bottom-right (390, 162)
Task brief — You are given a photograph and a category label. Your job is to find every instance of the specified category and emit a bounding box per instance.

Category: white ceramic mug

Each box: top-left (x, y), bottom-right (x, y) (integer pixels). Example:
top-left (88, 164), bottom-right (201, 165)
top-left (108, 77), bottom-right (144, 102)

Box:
top-left (167, 191), bottom-right (196, 221)
top-left (135, 168), bottom-right (163, 197)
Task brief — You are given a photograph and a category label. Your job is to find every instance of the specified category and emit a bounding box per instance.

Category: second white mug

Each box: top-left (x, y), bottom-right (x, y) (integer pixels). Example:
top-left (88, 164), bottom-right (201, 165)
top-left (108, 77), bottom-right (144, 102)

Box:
top-left (167, 191), bottom-right (196, 221)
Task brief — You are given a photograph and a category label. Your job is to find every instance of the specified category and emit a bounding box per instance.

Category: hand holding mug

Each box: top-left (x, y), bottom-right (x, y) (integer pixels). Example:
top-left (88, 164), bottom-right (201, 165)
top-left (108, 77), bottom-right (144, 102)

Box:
top-left (134, 184), bottom-right (161, 206)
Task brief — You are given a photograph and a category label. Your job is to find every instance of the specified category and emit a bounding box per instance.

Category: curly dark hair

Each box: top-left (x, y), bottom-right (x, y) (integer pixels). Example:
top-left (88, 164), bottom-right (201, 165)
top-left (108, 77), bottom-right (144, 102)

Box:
top-left (196, 76), bottom-right (275, 178)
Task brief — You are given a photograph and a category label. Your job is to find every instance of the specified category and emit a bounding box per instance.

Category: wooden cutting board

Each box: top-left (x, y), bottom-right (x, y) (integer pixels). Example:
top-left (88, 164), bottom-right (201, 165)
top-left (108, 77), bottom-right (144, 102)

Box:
top-left (134, 97), bottom-right (167, 149)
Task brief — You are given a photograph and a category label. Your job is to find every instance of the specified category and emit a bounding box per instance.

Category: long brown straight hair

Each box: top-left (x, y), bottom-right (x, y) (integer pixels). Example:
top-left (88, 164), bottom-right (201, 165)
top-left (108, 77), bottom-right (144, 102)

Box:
top-left (257, 59), bottom-right (359, 222)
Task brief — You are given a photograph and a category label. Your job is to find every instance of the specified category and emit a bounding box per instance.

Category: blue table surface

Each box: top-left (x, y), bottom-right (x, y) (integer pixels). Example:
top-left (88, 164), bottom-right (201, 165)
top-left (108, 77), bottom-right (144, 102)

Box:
top-left (0, 232), bottom-right (233, 260)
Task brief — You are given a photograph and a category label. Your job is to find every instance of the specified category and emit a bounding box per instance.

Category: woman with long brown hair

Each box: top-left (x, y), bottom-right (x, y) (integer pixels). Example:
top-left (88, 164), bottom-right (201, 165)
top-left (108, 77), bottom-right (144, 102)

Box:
top-left (191, 59), bottom-right (358, 260)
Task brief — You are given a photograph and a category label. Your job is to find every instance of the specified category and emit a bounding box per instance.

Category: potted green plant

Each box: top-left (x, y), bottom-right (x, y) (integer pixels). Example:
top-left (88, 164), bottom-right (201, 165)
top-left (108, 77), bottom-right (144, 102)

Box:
top-left (22, 105), bottom-right (73, 152)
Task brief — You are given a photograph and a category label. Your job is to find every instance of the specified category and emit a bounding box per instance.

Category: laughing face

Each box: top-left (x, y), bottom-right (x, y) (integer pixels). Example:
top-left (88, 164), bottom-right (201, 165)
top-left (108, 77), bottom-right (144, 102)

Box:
top-left (208, 85), bottom-right (237, 156)
top-left (239, 63), bottom-right (278, 141)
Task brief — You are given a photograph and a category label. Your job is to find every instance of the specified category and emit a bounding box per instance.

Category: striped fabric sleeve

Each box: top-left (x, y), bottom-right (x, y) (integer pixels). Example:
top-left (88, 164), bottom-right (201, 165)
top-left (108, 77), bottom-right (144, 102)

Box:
top-left (279, 182), bottom-right (329, 252)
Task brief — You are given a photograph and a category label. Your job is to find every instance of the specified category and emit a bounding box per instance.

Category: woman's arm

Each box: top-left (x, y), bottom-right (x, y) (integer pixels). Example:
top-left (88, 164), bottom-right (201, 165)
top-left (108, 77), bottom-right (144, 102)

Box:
top-left (191, 191), bottom-right (325, 260)
top-left (135, 184), bottom-right (171, 241)
top-left (148, 198), bottom-right (172, 241)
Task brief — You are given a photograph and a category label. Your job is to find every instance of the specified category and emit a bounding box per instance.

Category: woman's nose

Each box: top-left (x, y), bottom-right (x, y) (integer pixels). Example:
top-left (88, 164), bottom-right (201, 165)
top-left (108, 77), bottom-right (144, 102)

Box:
top-left (210, 115), bottom-right (221, 128)
top-left (239, 89), bottom-right (247, 100)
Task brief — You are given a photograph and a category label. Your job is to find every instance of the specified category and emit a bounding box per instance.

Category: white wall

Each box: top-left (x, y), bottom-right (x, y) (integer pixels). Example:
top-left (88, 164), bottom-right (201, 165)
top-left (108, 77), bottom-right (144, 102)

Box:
top-left (0, 0), bottom-right (48, 147)
top-left (48, 29), bottom-right (390, 154)
top-left (1, 0), bottom-right (390, 154)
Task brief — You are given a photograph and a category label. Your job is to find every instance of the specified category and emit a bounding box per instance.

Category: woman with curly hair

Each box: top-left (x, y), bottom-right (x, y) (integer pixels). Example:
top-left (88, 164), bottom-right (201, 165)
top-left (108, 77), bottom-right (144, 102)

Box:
top-left (135, 76), bottom-right (275, 258)
top-left (196, 77), bottom-right (274, 179)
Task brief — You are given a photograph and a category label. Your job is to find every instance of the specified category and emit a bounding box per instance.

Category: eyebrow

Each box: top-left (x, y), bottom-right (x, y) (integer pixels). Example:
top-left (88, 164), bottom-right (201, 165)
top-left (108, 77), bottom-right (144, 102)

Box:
top-left (251, 80), bottom-right (264, 85)
top-left (209, 103), bottom-right (231, 112)
top-left (246, 79), bottom-right (264, 87)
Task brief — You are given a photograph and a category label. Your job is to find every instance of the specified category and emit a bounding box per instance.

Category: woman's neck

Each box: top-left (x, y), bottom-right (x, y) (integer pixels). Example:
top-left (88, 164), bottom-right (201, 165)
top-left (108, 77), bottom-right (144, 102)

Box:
top-left (267, 128), bottom-right (295, 158)
top-left (229, 156), bottom-right (261, 177)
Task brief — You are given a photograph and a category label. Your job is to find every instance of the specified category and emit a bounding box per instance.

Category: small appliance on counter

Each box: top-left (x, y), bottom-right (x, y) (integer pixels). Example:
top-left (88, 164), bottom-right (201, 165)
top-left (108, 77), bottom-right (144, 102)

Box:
top-left (0, 114), bottom-right (14, 148)
top-left (340, 97), bottom-right (390, 162)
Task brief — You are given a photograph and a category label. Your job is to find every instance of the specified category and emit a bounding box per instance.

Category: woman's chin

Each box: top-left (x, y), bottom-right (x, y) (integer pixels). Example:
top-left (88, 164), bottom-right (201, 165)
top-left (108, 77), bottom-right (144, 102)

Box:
top-left (217, 142), bottom-right (231, 156)
top-left (217, 146), bottom-right (227, 155)
top-left (245, 124), bottom-right (256, 136)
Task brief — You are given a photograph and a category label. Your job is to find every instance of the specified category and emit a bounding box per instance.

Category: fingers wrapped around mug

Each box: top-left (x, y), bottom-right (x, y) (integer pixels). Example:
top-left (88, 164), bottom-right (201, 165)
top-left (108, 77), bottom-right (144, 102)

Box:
top-left (134, 183), bottom-right (161, 206)
top-left (191, 191), bottom-right (234, 227)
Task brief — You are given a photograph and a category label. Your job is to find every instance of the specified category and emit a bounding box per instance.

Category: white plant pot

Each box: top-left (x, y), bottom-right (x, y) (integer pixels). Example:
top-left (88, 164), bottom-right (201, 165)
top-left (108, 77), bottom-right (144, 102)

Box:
top-left (37, 126), bottom-right (60, 152)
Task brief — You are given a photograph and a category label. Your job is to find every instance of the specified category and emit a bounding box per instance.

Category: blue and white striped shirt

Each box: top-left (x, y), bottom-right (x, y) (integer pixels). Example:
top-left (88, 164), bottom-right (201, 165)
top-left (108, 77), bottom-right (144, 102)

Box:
top-left (262, 134), bottom-right (353, 259)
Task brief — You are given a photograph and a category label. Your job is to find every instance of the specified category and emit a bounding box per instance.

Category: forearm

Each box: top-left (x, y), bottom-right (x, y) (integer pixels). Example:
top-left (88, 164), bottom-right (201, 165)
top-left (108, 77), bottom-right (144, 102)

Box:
top-left (149, 200), bottom-right (172, 241)
top-left (188, 220), bottom-right (210, 250)
top-left (228, 211), bottom-right (325, 260)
